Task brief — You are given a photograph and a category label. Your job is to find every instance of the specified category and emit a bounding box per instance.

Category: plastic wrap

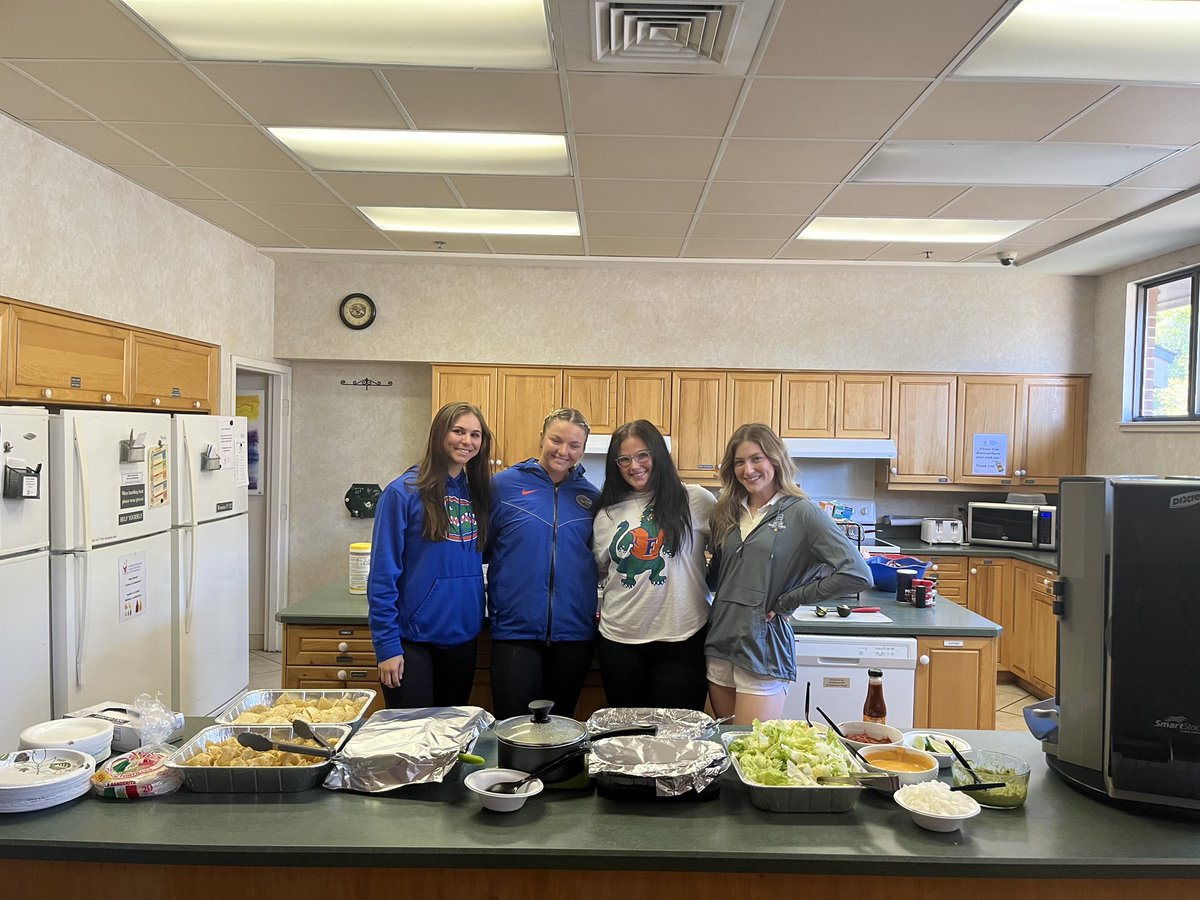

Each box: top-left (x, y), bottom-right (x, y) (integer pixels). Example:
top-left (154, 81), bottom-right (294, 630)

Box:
top-left (90, 694), bottom-right (185, 799)
top-left (588, 735), bottom-right (728, 797)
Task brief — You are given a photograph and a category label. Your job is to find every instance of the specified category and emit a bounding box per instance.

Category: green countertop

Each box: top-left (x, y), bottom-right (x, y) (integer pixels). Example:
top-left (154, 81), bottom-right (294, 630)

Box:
top-left (2, 727), bottom-right (1198, 877)
top-left (277, 581), bottom-right (370, 624)
top-left (877, 540), bottom-right (1058, 569)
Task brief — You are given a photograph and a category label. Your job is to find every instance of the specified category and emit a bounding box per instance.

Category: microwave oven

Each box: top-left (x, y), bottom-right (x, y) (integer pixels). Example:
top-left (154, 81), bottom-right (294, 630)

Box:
top-left (966, 502), bottom-right (1057, 549)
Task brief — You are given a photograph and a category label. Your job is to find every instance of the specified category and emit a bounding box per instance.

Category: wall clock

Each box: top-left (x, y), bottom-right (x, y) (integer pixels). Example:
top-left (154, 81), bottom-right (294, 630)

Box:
top-left (338, 292), bottom-right (377, 330)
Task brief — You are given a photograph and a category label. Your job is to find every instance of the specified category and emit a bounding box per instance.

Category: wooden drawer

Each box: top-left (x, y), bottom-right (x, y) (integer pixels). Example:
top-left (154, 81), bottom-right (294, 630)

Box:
top-left (1030, 569), bottom-right (1057, 598)
top-left (926, 556), bottom-right (968, 578)
top-left (282, 666), bottom-right (387, 718)
top-left (935, 579), bottom-right (967, 605)
top-left (286, 625), bottom-right (376, 666)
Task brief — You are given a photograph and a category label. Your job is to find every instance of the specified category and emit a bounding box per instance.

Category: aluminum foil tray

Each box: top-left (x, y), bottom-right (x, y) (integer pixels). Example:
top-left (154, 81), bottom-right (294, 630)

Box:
top-left (214, 689), bottom-right (376, 728)
top-left (586, 707), bottom-right (718, 740)
top-left (166, 724), bottom-right (350, 792)
top-left (721, 732), bottom-right (864, 813)
top-left (588, 735), bottom-right (728, 798)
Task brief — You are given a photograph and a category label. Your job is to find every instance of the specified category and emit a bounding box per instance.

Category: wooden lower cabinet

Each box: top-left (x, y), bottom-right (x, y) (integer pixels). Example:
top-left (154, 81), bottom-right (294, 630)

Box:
top-left (1029, 581), bottom-right (1058, 697)
top-left (282, 624), bottom-right (387, 718)
top-left (968, 557), bottom-right (1012, 670)
top-left (913, 635), bottom-right (997, 730)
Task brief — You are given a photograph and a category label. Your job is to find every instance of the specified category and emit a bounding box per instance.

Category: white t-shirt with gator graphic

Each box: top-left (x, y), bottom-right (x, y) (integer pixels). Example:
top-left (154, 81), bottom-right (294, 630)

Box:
top-left (593, 483), bottom-right (715, 644)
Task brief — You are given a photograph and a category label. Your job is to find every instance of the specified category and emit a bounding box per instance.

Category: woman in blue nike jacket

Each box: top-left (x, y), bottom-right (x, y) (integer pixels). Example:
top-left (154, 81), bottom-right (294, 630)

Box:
top-left (367, 402), bottom-right (492, 709)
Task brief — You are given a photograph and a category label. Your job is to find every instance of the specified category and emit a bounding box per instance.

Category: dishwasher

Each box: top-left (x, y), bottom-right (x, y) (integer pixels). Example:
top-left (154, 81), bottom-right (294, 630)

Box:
top-left (782, 634), bottom-right (918, 730)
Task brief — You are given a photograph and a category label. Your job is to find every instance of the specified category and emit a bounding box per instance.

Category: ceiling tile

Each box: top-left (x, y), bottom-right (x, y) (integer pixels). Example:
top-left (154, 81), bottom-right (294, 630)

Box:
top-left (384, 70), bottom-right (564, 132)
top-left (318, 173), bottom-right (459, 207)
top-left (1052, 187), bottom-right (1179, 220)
top-left (173, 199), bottom-right (275, 232)
top-left (1050, 86), bottom-right (1200, 146)
top-left (1007, 218), bottom-right (1109, 244)
top-left (15, 61), bottom-right (244, 124)
top-left (0, 0), bottom-right (173, 60)
top-left (868, 242), bottom-right (984, 262)
top-left (585, 211), bottom-right (692, 238)
top-left (690, 214), bottom-right (803, 240)
top-left (759, 0), bottom-right (1005, 77)
top-left (0, 65), bottom-right (88, 120)
top-left (240, 202), bottom-right (367, 230)
top-left (181, 168), bottom-right (339, 203)
top-left (682, 238), bottom-right (788, 259)
top-left (734, 79), bottom-right (928, 140)
top-left (778, 240), bottom-right (887, 260)
top-left (199, 63), bottom-right (407, 129)
top-left (820, 184), bottom-right (970, 216)
top-left (387, 233), bottom-right (494, 253)
top-left (587, 237), bottom-right (683, 257)
top-left (25, 120), bottom-right (164, 165)
top-left (938, 186), bottom-right (1101, 218)
top-left (893, 81), bottom-right (1116, 141)
top-left (568, 73), bottom-right (743, 136)
top-left (485, 235), bottom-right (586, 255)
top-left (114, 123), bottom-right (302, 169)
top-left (701, 181), bottom-right (833, 215)
top-left (575, 136), bottom-right (720, 179)
top-left (1121, 147), bottom-right (1200, 190)
top-left (225, 226), bottom-right (304, 248)
top-left (716, 140), bottom-right (872, 182)
top-left (289, 229), bottom-right (396, 251)
top-left (113, 165), bottom-right (222, 200)
top-left (449, 175), bottom-right (576, 210)
top-left (581, 179), bottom-right (705, 213)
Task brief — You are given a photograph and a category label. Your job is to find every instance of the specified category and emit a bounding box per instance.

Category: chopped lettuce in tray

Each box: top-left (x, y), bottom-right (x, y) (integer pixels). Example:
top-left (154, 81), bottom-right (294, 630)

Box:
top-left (728, 720), bottom-right (857, 787)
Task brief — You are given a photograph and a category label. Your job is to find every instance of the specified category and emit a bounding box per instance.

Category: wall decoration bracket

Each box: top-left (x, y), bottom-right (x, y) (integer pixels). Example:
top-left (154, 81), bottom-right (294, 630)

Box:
top-left (340, 377), bottom-right (394, 391)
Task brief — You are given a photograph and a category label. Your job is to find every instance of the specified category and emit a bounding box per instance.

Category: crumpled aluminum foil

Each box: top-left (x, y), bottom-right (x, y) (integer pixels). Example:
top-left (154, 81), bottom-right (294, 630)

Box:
top-left (587, 735), bottom-right (729, 797)
top-left (323, 706), bottom-right (494, 793)
top-left (585, 707), bottom-right (717, 740)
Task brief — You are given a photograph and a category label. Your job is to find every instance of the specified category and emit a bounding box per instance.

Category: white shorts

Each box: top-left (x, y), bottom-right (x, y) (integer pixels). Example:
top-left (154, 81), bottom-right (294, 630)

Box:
top-left (705, 657), bottom-right (790, 696)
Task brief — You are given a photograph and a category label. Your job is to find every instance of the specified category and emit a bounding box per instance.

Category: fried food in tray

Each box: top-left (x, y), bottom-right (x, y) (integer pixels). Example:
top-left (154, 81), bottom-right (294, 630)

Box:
top-left (181, 735), bottom-right (325, 768)
top-left (215, 690), bottom-right (375, 726)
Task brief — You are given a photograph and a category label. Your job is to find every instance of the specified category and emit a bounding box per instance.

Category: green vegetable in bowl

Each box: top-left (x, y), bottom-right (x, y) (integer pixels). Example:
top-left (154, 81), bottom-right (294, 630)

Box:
top-left (954, 764), bottom-right (1028, 807)
top-left (923, 736), bottom-right (962, 754)
top-left (728, 720), bottom-right (856, 787)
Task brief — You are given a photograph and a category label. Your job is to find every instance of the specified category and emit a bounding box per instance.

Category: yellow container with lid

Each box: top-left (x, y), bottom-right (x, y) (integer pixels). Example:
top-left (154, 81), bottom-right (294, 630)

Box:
top-left (348, 542), bottom-right (371, 594)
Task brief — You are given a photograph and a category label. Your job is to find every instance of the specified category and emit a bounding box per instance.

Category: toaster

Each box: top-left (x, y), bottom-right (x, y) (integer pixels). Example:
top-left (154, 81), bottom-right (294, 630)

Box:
top-left (921, 518), bottom-right (964, 544)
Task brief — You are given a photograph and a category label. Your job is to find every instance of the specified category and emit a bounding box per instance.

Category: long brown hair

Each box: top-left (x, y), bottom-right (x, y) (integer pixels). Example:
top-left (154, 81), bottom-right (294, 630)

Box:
top-left (710, 422), bottom-right (804, 546)
top-left (415, 402), bottom-right (492, 544)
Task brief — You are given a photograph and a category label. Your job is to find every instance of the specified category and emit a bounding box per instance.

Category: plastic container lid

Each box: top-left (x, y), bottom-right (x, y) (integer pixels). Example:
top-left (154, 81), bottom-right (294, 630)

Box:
top-left (349, 542), bottom-right (371, 551)
top-left (91, 746), bottom-right (182, 799)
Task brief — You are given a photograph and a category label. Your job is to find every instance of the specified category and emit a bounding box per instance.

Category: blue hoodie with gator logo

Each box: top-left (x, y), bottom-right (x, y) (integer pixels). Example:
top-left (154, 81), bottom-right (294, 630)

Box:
top-left (367, 466), bottom-right (484, 661)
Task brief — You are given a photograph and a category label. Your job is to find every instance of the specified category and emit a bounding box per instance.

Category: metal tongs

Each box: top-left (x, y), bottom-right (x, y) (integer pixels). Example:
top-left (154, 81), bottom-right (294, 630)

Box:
top-left (817, 772), bottom-right (901, 794)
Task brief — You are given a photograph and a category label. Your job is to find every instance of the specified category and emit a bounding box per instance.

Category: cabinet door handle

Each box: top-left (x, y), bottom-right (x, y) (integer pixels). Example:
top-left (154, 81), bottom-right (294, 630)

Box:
top-left (890, 466), bottom-right (898, 474)
top-left (337, 669), bottom-right (348, 680)
top-left (970, 568), bottom-right (978, 575)
top-left (931, 564), bottom-right (939, 571)
top-left (193, 400), bottom-right (201, 409)
top-left (919, 655), bottom-right (930, 666)
top-left (337, 641), bottom-right (349, 652)
top-left (152, 397), bottom-right (161, 406)
top-left (1043, 579), bottom-right (1050, 586)
top-left (42, 388), bottom-right (53, 399)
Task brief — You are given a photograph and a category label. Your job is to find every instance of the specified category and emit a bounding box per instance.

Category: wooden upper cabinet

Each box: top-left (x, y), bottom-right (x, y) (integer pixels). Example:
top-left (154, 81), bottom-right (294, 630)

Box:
top-left (889, 375), bottom-right (956, 485)
top-left (7, 304), bottom-right (131, 405)
top-left (954, 376), bottom-right (1021, 484)
top-left (671, 370), bottom-right (726, 481)
top-left (431, 364), bottom-right (497, 422)
top-left (617, 369), bottom-right (671, 434)
top-left (130, 332), bottom-right (218, 411)
top-left (1019, 377), bottom-right (1088, 485)
top-left (836, 373), bottom-right (890, 438)
top-left (563, 369), bottom-right (618, 433)
top-left (727, 372), bottom-right (780, 434)
top-left (780, 373), bottom-right (835, 438)
top-left (494, 367), bottom-right (563, 470)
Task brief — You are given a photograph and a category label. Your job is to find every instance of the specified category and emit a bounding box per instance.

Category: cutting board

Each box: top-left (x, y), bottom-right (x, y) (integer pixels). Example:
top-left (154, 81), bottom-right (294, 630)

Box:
top-left (791, 608), bottom-right (893, 624)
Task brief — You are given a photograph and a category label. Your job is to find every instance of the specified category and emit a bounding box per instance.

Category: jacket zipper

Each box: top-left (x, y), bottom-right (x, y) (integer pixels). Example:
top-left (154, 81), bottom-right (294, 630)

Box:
top-left (546, 481), bottom-right (560, 645)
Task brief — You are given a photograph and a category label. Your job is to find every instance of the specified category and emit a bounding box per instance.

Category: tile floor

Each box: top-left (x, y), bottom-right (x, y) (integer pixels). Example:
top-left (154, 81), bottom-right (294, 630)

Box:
top-left (244, 652), bottom-right (1038, 730)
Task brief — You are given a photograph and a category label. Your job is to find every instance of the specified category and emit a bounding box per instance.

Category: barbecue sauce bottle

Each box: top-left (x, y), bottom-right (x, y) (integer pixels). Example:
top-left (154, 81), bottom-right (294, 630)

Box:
top-left (863, 668), bottom-right (887, 724)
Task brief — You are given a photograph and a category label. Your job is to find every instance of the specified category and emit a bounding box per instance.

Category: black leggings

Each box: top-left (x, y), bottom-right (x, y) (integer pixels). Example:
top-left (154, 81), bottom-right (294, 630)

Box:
top-left (597, 626), bottom-right (709, 711)
top-left (490, 639), bottom-right (596, 720)
top-left (380, 638), bottom-right (478, 710)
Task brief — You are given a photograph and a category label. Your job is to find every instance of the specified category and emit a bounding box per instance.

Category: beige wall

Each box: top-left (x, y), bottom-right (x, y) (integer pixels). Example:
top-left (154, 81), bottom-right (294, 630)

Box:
top-left (1088, 242), bottom-right (1200, 475)
top-left (0, 116), bottom-right (275, 405)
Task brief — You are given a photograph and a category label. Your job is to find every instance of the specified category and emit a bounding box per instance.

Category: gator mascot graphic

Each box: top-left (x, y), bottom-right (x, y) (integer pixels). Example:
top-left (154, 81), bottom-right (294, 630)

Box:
top-left (444, 494), bottom-right (478, 543)
top-left (609, 504), bottom-right (673, 586)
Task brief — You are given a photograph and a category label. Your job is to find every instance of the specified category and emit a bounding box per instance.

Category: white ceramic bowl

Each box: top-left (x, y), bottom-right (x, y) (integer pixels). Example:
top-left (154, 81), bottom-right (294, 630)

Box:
top-left (836, 721), bottom-right (904, 753)
top-left (894, 783), bottom-right (981, 832)
top-left (464, 768), bottom-right (544, 812)
top-left (858, 744), bottom-right (939, 786)
top-left (901, 731), bottom-right (971, 769)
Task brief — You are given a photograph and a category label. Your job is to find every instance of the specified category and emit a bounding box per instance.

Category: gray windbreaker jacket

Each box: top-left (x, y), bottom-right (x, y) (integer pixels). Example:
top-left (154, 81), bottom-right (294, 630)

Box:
top-left (704, 496), bottom-right (872, 681)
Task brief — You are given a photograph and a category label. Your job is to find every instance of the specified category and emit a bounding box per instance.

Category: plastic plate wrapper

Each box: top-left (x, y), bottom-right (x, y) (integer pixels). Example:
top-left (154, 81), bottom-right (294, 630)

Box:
top-left (165, 724), bottom-right (351, 793)
top-left (721, 732), bottom-right (865, 813)
top-left (585, 707), bottom-right (718, 741)
top-left (588, 735), bottom-right (728, 797)
top-left (323, 706), bottom-right (494, 793)
top-left (214, 689), bottom-right (376, 728)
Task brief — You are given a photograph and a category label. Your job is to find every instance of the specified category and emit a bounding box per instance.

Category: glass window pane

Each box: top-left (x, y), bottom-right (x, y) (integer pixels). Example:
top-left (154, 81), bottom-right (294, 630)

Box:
top-left (1139, 276), bottom-right (1193, 418)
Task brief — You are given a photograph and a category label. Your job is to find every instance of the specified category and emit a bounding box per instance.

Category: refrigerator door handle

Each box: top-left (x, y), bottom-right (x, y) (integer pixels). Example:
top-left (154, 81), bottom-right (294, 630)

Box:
top-left (75, 554), bottom-right (88, 689)
top-left (183, 420), bottom-right (199, 634)
top-left (185, 526), bottom-right (198, 634)
top-left (72, 418), bottom-right (94, 553)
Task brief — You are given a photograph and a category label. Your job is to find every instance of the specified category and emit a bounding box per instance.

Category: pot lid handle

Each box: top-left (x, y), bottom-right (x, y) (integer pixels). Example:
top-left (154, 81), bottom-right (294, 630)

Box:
top-left (528, 700), bottom-right (554, 723)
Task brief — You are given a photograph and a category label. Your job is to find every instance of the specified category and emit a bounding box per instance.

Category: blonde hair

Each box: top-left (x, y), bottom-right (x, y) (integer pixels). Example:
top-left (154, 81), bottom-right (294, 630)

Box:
top-left (710, 423), bottom-right (805, 546)
top-left (541, 407), bottom-right (591, 437)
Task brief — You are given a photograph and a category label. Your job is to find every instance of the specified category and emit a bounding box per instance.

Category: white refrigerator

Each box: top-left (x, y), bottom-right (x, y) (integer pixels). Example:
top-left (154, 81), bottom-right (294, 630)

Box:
top-left (49, 410), bottom-right (174, 716)
top-left (171, 414), bottom-right (249, 716)
top-left (0, 406), bottom-right (52, 749)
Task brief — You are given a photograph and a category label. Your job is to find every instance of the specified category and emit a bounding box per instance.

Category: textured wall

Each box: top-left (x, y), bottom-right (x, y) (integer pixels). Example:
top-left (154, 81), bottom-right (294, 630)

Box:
top-left (0, 116), bottom-right (275, 402)
top-left (1088, 243), bottom-right (1200, 476)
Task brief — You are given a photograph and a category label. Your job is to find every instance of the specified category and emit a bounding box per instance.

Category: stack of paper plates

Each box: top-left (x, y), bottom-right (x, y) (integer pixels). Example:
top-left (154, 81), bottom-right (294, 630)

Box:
top-left (0, 748), bottom-right (95, 813)
top-left (19, 718), bottom-right (114, 763)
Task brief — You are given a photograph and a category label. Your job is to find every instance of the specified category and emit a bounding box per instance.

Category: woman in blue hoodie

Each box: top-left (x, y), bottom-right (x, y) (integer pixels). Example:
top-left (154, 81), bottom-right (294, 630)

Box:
top-left (486, 408), bottom-right (600, 720)
top-left (367, 402), bottom-right (492, 709)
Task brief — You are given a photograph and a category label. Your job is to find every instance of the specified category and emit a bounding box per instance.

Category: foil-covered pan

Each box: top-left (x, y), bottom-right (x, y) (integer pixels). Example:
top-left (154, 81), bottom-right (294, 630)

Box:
top-left (323, 706), bottom-right (494, 793)
top-left (165, 724), bottom-right (351, 793)
top-left (585, 707), bottom-right (718, 740)
top-left (587, 735), bottom-right (728, 798)
top-left (214, 689), bottom-right (376, 728)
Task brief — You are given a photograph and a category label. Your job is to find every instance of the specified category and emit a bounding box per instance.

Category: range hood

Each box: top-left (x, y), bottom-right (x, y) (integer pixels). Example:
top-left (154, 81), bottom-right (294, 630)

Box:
top-left (782, 438), bottom-right (897, 459)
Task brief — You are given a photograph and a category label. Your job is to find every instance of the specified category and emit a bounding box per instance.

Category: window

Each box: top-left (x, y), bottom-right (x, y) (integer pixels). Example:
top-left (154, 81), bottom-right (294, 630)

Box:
top-left (1134, 267), bottom-right (1200, 420)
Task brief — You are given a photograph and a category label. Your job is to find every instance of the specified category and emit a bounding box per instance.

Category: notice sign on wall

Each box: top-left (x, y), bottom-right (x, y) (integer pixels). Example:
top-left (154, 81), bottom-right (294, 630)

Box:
top-left (119, 551), bottom-right (147, 621)
top-left (971, 433), bottom-right (1008, 476)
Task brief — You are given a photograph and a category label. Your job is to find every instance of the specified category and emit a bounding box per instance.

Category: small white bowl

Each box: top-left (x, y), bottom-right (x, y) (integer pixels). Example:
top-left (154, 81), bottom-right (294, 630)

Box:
top-left (464, 768), bottom-right (544, 812)
top-left (836, 721), bottom-right (904, 753)
top-left (901, 731), bottom-right (972, 769)
top-left (894, 783), bottom-right (981, 832)
top-left (858, 744), bottom-right (939, 786)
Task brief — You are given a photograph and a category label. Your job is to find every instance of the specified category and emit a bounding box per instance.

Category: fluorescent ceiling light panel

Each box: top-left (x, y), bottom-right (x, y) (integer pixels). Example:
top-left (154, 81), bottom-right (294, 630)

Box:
top-left (855, 141), bottom-right (1181, 186)
top-left (361, 207), bottom-right (581, 236)
top-left (798, 217), bottom-right (1035, 243)
top-left (120, 0), bottom-right (553, 69)
top-left (269, 128), bottom-right (571, 176)
top-left (958, 0), bottom-right (1200, 82)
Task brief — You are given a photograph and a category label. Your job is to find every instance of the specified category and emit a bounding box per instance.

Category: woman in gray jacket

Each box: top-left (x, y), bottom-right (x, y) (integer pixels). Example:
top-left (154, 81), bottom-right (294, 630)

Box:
top-left (705, 423), bottom-right (872, 725)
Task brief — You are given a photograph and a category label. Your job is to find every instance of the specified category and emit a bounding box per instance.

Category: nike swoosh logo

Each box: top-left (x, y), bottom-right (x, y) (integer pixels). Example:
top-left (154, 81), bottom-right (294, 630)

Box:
top-left (521, 489), bottom-right (537, 495)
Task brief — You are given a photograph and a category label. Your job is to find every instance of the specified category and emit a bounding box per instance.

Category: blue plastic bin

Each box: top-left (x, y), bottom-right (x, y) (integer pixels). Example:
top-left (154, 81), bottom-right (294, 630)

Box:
top-left (865, 556), bottom-right (930, 592)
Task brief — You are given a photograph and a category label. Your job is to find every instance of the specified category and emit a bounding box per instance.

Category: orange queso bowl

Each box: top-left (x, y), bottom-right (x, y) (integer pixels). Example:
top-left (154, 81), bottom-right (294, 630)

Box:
top-left (859, 745), bottom-right (939, 785)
